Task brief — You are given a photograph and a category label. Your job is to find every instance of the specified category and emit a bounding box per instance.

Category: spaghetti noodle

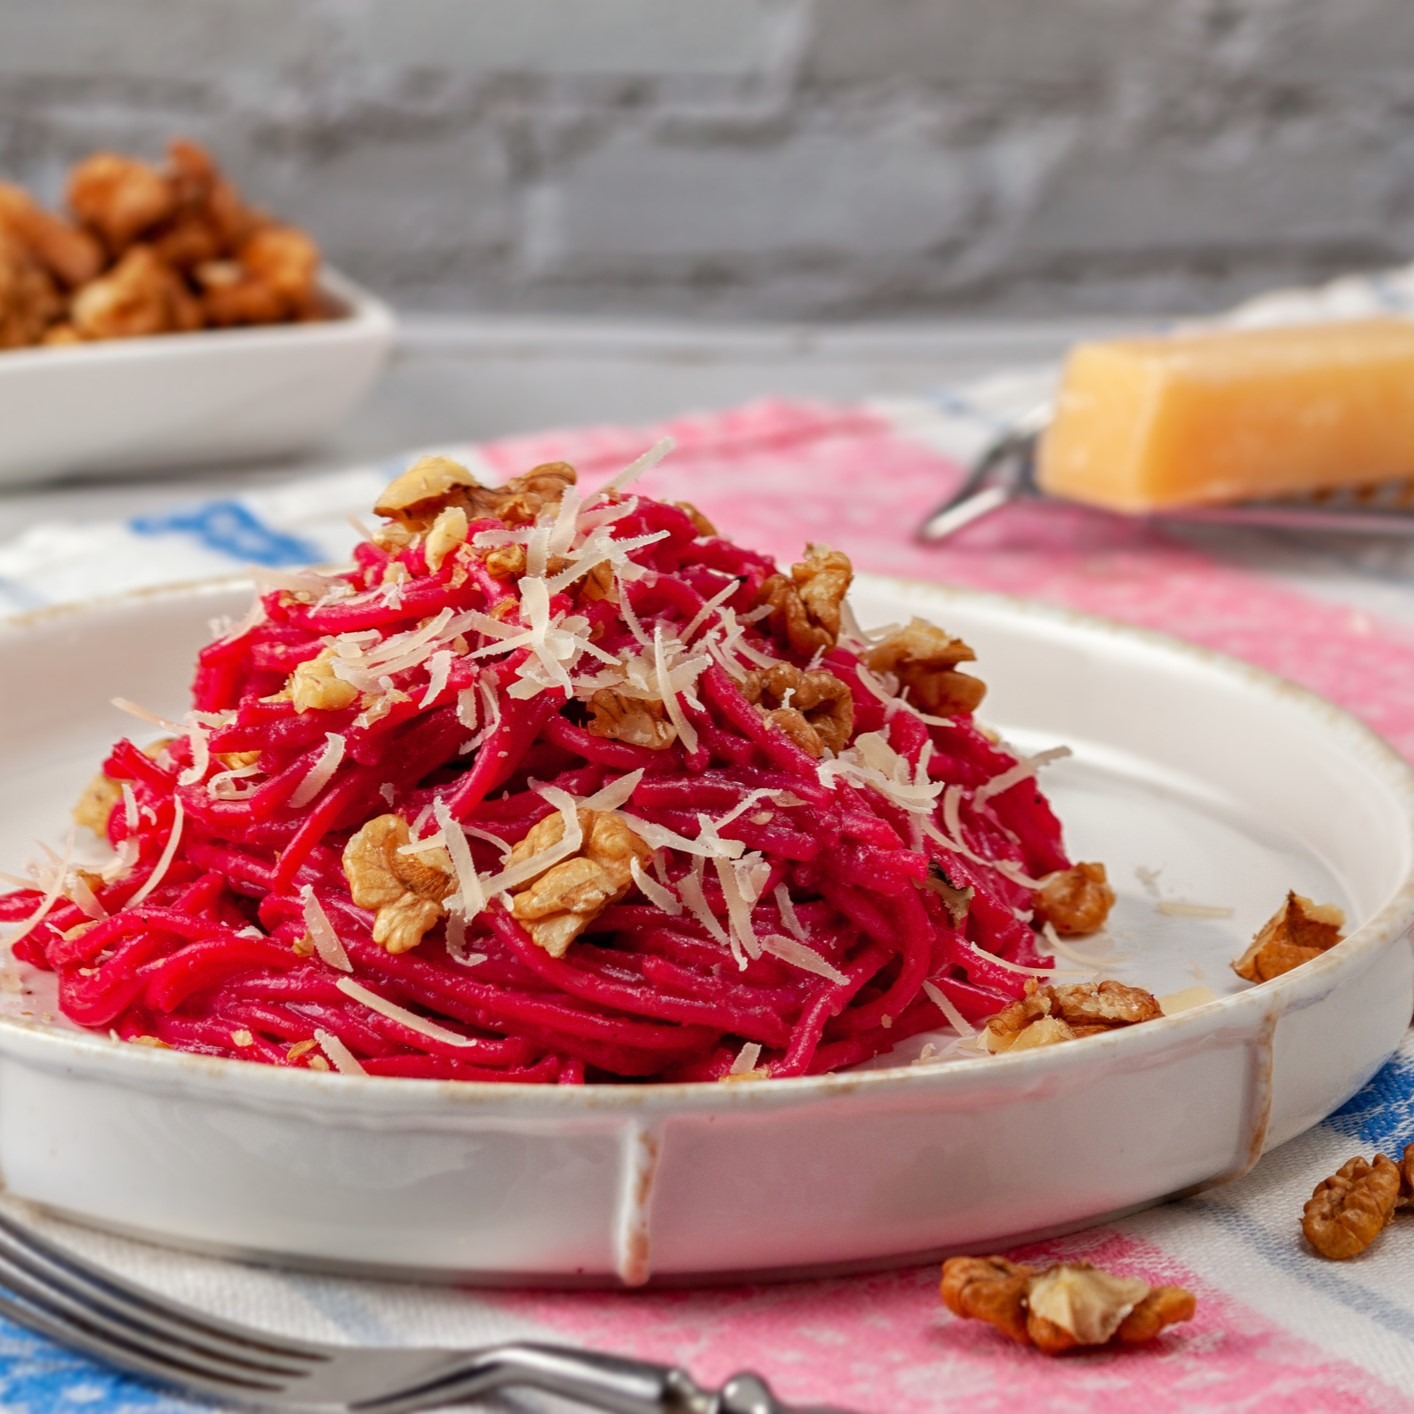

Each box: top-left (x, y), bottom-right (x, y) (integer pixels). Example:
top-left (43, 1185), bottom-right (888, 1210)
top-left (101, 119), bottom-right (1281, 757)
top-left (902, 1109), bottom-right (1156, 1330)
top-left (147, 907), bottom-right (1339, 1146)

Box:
top-left (1, 446), bottom-right (1108, 1083)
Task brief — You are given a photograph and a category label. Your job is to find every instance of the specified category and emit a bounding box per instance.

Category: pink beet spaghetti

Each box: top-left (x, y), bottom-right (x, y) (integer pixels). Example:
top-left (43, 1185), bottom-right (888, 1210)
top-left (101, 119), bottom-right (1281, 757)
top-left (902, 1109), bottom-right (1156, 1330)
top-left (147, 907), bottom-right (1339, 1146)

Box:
top-left (0, 445), bottom-right (1113, 1083)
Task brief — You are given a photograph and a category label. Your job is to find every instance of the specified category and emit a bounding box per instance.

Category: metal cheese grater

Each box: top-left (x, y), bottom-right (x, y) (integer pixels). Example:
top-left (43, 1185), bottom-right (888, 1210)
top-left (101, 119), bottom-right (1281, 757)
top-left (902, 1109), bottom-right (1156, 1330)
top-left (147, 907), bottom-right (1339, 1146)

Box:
top-left (917, 401), bottom-right (1414, 543)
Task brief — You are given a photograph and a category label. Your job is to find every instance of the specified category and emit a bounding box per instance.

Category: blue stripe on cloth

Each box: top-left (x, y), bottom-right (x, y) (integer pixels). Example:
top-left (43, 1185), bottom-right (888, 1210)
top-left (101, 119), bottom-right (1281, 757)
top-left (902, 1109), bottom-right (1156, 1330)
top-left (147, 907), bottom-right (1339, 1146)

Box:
top-left (1187, 1197), bottom-right (1414, 1340)
top-left (927, 386), bottom-right (1011, 433)
top-left (129, 503), bottom-right (320, 568)
top-left (0, 1315), bottom-right (195, 1410)
top-left (1323, 1050), bottom-right (1414, 1153)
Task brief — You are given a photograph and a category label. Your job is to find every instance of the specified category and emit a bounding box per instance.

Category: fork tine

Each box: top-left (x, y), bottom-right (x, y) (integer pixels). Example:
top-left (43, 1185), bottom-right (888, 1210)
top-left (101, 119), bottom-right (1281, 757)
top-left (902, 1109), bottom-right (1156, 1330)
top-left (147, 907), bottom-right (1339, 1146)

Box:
top-left (0, 1211), bottom-right (327, 1369)
top-left (0, 1234), bottom-right (314, 1381)
top-left (0, 1270), bottom-right (289, 1403)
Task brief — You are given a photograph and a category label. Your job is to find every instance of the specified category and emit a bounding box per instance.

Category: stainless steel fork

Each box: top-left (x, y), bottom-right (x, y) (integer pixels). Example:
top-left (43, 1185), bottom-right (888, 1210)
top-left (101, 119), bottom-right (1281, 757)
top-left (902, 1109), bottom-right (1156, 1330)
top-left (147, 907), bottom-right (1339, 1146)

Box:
top-left (0, 1210), bottom-right (849, 1412)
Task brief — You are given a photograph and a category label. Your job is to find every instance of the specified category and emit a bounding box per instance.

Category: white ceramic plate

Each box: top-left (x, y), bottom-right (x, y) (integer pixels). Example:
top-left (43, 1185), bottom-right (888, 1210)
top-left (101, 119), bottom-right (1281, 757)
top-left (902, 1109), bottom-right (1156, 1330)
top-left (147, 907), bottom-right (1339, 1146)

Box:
top-left (0, 576), bottom-right (1411, 1286)
top-left (0, 269), bottom-right (394, 487)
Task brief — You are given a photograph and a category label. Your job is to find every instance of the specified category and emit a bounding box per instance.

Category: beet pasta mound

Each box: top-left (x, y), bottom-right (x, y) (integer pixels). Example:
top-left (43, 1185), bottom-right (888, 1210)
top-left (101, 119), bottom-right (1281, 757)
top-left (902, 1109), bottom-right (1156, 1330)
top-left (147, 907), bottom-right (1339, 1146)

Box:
top-left (1, 444), bottom-right (1113, 1082)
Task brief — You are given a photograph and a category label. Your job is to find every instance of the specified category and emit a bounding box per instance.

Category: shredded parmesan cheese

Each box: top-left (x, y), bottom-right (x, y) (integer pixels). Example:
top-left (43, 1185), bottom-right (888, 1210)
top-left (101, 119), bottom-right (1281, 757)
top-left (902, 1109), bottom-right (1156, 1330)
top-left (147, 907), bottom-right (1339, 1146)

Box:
top-left (124, 801), bottom-right (185, 909)
top-left (420, 649), bottom-right (455, 709)
top-left (433, 796), bottom-right (486, 920)
top-left (922, 980), bottom-right (977, 1036)
top-left (630, 856), bottom-right (682, 915)
top-left (591, 437), bottom-right (675, 501)
top-left (299, 885), bottom-right (353, 972)
top-left (1156, 899), bottom-right (1235, 919)
top-left (288, 732), bottom-right (347, 809)
top-left (974, 746), bottom-right (1072, 804)
top-left (727, 1040), bottom-right (763, 1076)
top-left (111, 697), bottom-right (180, 733)
top-left (760, 933), bottom-right (848, 985)
top-left (314, 1028), bottom-right (366, 1075)
top-left (336, 977), bottom-right (486, 1048)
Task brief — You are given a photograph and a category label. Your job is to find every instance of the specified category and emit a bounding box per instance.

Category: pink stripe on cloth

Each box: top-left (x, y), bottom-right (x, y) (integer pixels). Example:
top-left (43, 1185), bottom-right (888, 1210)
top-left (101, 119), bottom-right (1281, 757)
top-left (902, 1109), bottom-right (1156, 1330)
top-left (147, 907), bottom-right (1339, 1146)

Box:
top-left (484, 1230), bottom-right (1401, 1412)
top-left (476, 398), bottom-right (1414, 1407)
top-left (483, 399), bottom-right (1414, 762)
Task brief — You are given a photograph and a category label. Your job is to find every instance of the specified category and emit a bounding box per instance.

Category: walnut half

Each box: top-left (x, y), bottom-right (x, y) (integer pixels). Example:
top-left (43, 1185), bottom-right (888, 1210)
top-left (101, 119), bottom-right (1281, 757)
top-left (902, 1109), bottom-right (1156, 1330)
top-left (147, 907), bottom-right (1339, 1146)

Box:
top-left (757, 545), bottom-right (853, 658)
top-left (864, 617), bottom-right (985, 717)
top-left (740, 662), bottom-right (854, 758)
top-left (981, 978), bottom-right (1161, 1053)
top-left (342, 814), bottom-right (455, 954)
top-left (1302, 1154), bottom-right (1401, 1260)
top-left (508, 809), bottom-right (651, 957)
top-left (587, 690), bottom-right (677, 750)
top-left (941, 1256), bottom-right (1195, 1354)
top-left (1233, 891), bottom-right (1345, 983)
top-left (374, 456), bottom-right (576, 541)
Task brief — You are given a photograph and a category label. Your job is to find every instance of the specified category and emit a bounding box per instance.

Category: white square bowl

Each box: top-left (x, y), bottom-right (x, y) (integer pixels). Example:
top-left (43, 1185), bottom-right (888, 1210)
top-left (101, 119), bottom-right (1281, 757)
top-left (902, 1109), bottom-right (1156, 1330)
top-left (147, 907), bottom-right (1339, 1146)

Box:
top-left (0, 268), bottom-right (395, 488)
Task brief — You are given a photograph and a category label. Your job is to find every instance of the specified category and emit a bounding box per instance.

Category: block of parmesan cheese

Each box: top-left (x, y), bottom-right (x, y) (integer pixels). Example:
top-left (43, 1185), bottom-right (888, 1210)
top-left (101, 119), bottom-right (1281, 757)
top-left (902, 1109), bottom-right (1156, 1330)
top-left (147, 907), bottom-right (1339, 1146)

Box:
top-left (1036, 319), bottom-right (1414, 512)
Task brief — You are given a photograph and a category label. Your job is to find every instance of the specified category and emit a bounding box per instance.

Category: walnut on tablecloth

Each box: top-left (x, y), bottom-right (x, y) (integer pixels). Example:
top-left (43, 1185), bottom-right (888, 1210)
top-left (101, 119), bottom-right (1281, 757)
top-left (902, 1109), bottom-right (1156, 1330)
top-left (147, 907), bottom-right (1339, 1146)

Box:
top-left (940, 1256), bottom-right (1196, 1353)
top-left (1302, 1144), bottom-right (1414, 1260)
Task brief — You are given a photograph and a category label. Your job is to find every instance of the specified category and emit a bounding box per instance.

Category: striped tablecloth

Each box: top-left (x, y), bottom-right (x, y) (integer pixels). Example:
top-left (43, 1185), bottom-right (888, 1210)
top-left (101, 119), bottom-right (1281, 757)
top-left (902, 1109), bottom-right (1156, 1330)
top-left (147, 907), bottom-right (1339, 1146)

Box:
top-left (4, 290), bottom-right (1414, 1412)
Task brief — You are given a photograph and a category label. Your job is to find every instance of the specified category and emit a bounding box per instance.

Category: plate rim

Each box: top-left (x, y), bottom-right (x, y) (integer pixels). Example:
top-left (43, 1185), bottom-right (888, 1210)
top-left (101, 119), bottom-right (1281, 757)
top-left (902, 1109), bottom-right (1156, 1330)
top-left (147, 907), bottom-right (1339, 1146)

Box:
top-left (2, 570), bottom-right (1411, 1115)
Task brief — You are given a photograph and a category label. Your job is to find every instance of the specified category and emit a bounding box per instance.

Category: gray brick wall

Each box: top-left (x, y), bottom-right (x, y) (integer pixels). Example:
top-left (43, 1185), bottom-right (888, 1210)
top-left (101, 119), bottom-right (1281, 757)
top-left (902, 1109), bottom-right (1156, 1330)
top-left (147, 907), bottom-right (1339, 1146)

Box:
top-left (1, 0), bottom-right (1410, 320)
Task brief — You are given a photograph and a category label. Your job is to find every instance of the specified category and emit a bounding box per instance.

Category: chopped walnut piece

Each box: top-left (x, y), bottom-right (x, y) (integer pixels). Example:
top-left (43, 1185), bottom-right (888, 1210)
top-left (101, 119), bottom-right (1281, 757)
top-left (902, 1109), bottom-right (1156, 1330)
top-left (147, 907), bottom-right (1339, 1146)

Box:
top-left (0, 225), bottom-right (61, 349)
top-left (71, 244), bottom-right (201, 340)
top-left (941, 1256), bottom-right (1194, 1353)
top-left (507, 809), bottom-right (651, 958)
top-left (1399, 1143), bottom-right (1414, 1208)
top-left (165, 139), bottom-right (259, 251)
top-left (0, 183), bottom-right (103, 288)
top-left (1303, 1155), bottom-right (1401, 1260)
top-left (741, 662), bottom-right (854, 758)
top-left (67, 152), bottom-right (177, 250)
top-left (940, 1256), bottom-right (1033, 1344)
top-left (922, 859), bottom-right (973, 926)
top-left (287, 651), bottom-right (358, 714)
top-left (1034, 862), bottom-right (1115, 937)
top-left (493, 462), bottom-right (577, 526)
top-left (73, 772), bottom-right (122, 834)
top-left (483, 543), bottom-right (527, 580)
top-left (375, 455), bottom-right (484, 526)
top-left (1233, 891), bottom-right (1346, 983)
top-left (587, 690), bottom-right (677, 750)
top-left (424, 506), bottom-right (469, 573)
top-left (342, 814), bottom-right (455, 955)
top-left (676, 501), bottom-right (717, 537)
top-left (374, 456), bottom-right (577, 546)
top-left (758, 545), bottom-right (853, 657)
top-left (239, 225), bottom-right (319, 314)
top-left (981, 978), bottom-right (1161, 1054)
top-left (864, 617), bottom-right (986, 717)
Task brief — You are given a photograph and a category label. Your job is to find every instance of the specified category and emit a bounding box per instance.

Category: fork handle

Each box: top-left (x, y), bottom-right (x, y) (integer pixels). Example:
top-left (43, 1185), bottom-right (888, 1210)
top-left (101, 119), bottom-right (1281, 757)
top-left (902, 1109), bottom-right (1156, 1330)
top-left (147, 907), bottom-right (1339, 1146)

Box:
top-left (389, 1340), bottom-right (847, 1414)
